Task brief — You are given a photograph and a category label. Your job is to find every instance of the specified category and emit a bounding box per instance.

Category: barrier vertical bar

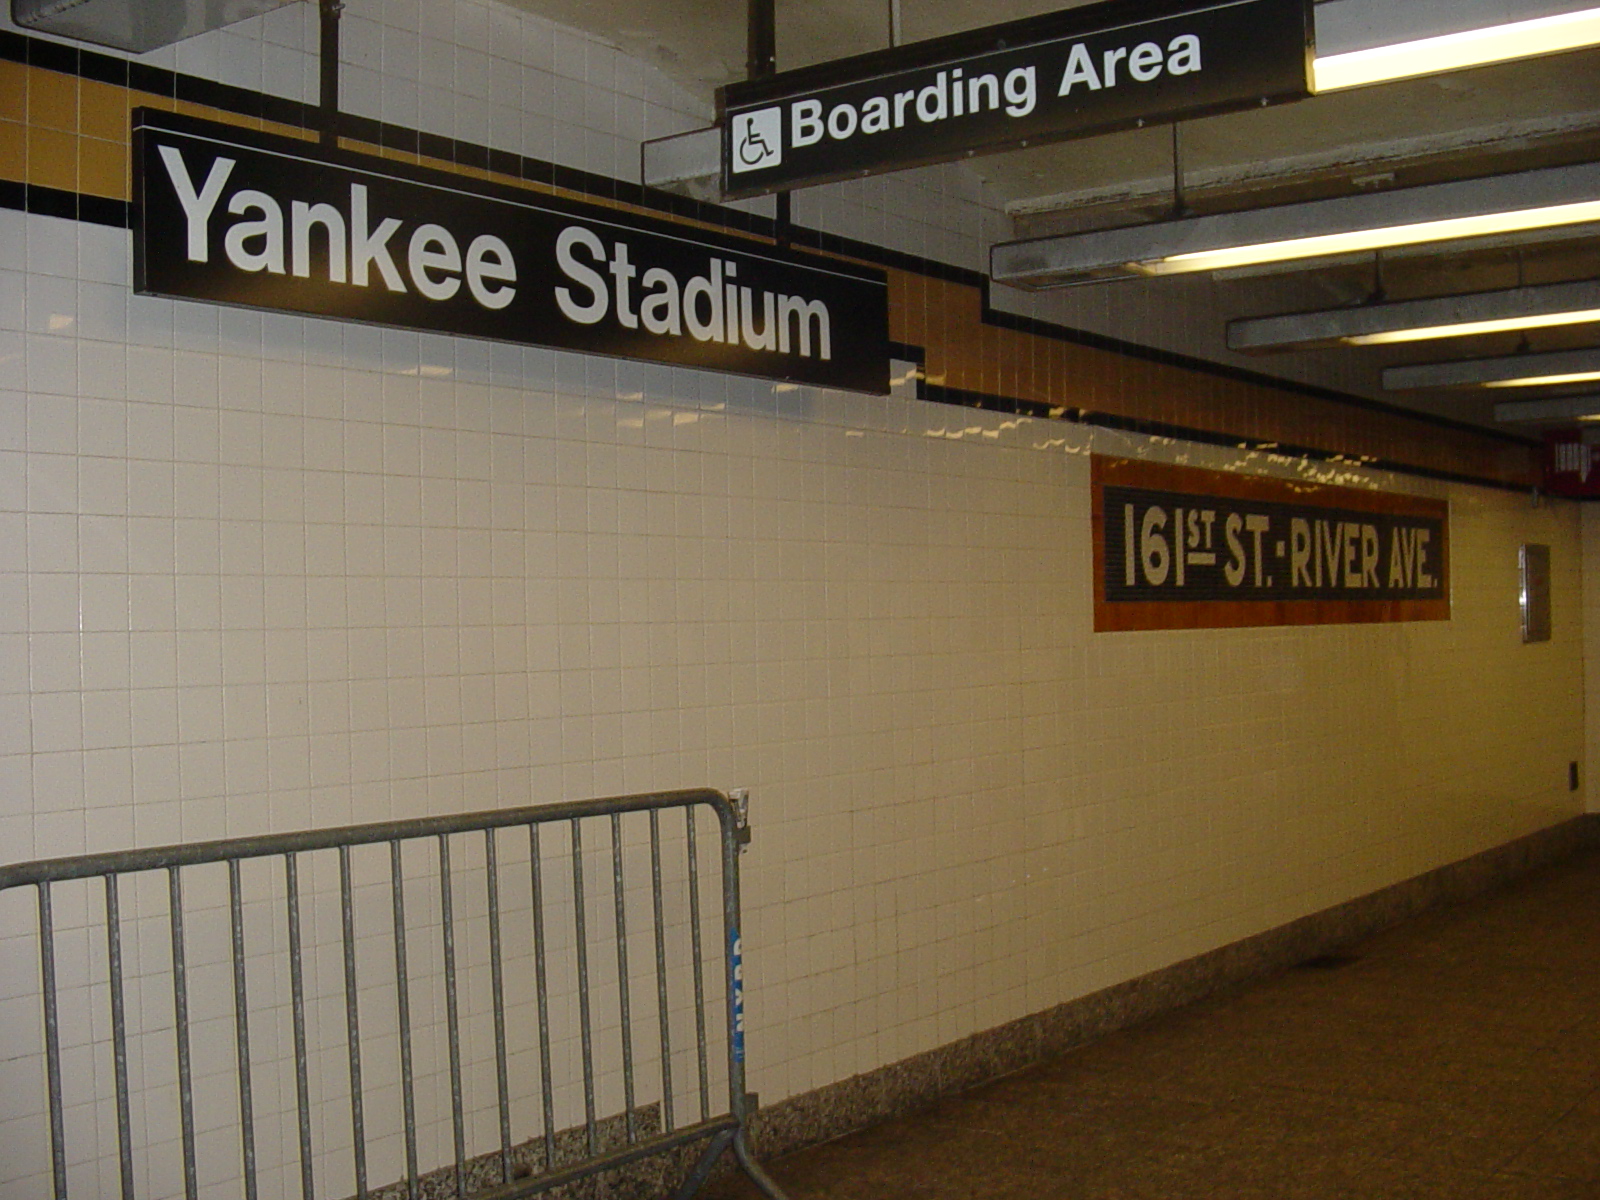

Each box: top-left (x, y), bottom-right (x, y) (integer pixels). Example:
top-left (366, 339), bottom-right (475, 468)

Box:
top-left (390, 840), bottom-right (419, 1200)
top-left (103, 875), bottom-right (135, 1200)
top-left (686, 812), bottom-right (711, 1121)
top-left (338, 845), bottom-right (368, 1198)
top-left (439, 835), bottom-right (467, 1195)
top-left (227, 860), bottom-right (258, 1200)
top-left (611, 812), bottom-right (637, 1142)
top-left (169, 867), bottom-right (199, 1200)
top-left (485, 830), bottom-right (512, 1183)
top-left (37, 882), bottom-right (68, 1200)
top-left (529, 825), bottom-right (557, 1168)
top-left (650, 810), bottom-right (675, 1132)
top-left (572, 818), bottom-right (597, 1156)
top-left (285, 853), bottom-right (314, 1200)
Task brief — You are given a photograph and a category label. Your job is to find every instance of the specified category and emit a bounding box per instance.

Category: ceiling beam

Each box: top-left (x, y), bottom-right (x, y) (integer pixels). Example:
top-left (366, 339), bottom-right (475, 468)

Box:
top-left (991, 160), bottom-right (1600, 288)
top-left (1383, 346), bottom-right (1600, 389)
top-left (1494, 392), bottom-right (1600, 420)
top-left (1227, 279), bottom-right (1600, 352)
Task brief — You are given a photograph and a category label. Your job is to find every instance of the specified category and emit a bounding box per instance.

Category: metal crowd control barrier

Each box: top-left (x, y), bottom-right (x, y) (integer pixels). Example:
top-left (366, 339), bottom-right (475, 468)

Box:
top-left (0, 788), bottom-right (787, 1200)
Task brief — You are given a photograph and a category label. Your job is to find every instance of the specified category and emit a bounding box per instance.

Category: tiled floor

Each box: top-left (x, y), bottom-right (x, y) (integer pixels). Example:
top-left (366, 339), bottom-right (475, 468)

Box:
top-left (717, 848), bottom-right (1600, 1199)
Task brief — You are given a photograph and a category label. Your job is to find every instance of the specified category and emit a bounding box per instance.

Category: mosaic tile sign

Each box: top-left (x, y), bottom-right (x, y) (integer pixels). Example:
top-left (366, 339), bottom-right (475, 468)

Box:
top-left (1092, 455), bottom-right (1450, 630)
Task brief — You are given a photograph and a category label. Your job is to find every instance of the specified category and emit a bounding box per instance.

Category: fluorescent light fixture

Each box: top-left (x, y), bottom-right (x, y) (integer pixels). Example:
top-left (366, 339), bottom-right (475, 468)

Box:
top-left (1312, 5), bottom-right (1600, 93)
top-left (1346, 309), bottom-right (1600, 345)
top-left (1383, 347), bottom-right (1600, 390)
top-left (991, 163), bottom-right (1600, 288)
top-left (1484, 370), bottom-right (1600, 388)
top-left (1227, 281), bottom-right (1600, 353)
top-left (1494, 393), bottom-right (1600, 422)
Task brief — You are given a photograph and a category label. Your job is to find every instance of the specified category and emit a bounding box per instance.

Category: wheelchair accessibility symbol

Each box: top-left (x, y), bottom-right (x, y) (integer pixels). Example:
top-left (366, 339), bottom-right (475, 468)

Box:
top-left (731, 109), bottom-right (782, 173)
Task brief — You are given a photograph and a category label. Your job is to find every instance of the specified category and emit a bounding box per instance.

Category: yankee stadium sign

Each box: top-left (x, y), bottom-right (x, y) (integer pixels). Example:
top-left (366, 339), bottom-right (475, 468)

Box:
top-left (133, 110), bottom-right (891, 393)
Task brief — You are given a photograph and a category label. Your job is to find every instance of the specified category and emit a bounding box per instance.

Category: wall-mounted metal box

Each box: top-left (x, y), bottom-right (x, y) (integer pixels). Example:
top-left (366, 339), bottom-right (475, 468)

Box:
top-left (1520, 543), bottom-right (1551, 643)
top-left (13, 0), bottom-right (300, 54)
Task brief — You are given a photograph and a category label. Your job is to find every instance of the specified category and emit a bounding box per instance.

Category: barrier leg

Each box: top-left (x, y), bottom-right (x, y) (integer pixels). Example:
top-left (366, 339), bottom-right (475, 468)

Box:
top-left (670, 1128), bottom-right (737, 1200)
top-left (732, 1129), bottom-right (788, 1200)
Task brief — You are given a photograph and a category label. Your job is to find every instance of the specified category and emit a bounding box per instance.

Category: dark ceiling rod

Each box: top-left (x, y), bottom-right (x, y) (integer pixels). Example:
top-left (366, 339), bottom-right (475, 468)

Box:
top-left (747, 0), bottom-right (791, 243)
top-left (320, 0), bottom-right (343, 149)
top-left (747, 0), bottom-right (776, 81)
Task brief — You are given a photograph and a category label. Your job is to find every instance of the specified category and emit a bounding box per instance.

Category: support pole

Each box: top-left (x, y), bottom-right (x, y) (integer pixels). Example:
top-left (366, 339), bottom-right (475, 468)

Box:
top-left (747, 0), bottom-right (790, 245)
top-left (746, 0), bottom-right (775, 81)
top-left (1170, 122), bottom-right (1187, 219)
top-left (320, 0), bottom-right (343, 149)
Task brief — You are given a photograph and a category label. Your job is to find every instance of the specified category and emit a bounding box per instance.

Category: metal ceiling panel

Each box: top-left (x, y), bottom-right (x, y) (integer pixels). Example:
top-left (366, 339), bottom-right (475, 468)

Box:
top-left (12, 0), bottom-right (300, 53)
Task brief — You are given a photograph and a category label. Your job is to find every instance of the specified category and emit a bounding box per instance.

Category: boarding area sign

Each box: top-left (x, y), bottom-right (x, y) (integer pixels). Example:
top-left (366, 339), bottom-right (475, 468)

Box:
top-left (1092, 456), bottom-right (1450, 631)
top-left (133, 110), bottom-right (891, 393)
top-left (718, 0), bottom-right (1311, 198)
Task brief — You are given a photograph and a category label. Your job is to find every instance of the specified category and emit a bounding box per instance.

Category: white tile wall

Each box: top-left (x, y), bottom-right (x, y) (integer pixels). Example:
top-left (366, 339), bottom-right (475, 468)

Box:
top-left (0, 0), bottom-right (1590, 1193)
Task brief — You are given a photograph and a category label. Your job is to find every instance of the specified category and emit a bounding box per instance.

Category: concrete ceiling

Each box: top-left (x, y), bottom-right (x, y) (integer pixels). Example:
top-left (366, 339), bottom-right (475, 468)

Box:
top-left (507, 0), bottom-right (1600, 436)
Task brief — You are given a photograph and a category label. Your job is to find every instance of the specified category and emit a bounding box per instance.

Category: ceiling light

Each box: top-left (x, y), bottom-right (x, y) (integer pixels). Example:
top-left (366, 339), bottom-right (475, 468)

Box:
top-left (1347, 310), bottom-right (1600, 345)
top-left (991, 163), bottom-right (1600, 288)
top-left (1383, 348), bottom-right (1600, 391)
top-left (1484, 370), bottom-right (1600, 388)
top-left (1227, 281), bottom-right (1600, 353)
top-left (1494, 394), bottom-right (1600, 422)
top-left (1312, 5), bottom-right (1600, 93)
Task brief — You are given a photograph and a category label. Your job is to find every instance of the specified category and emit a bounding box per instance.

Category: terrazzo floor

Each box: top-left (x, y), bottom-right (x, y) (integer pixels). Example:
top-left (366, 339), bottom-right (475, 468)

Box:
top-left (712, 847), bottom-right (1600, 1199)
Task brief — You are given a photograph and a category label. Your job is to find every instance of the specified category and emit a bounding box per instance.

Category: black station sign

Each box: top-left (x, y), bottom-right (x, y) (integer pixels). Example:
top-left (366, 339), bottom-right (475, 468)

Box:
top-left (133, 110), bottom-right (891, 393)
top-left (1092, 457), bottom-right (1450, 631)
top-left (718, 0), bottom-right (1311, 198)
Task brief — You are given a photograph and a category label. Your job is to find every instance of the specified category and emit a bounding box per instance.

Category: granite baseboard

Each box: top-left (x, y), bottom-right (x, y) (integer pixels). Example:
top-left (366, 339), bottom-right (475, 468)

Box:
top-left (745, 813), bottom-right (1600, 1163)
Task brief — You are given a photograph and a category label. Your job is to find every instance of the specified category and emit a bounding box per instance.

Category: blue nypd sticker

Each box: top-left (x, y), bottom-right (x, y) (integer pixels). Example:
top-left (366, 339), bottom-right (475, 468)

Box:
top-left (730, 928), bottom-right (745, 1063)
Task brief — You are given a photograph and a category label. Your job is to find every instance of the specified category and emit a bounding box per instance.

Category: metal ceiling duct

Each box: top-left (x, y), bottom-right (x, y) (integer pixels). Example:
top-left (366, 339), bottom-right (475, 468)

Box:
top-left (12, 0), bottom-right (301, 53)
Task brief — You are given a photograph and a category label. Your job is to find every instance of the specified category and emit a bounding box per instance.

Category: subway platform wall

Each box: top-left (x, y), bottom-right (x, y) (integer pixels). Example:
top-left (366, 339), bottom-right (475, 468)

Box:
top-left (0, 0), bottom-right (1589, 1192)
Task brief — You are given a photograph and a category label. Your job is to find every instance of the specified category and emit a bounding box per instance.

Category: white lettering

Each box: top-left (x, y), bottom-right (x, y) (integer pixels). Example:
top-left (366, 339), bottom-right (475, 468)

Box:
top-left (350, 184), bottom-right (405, 291)
top-left (1059, 43), bottom-right (1102, 94)
top-left (684, 260), bottom-right (724, 343)
top-left (1003, 66), bottom-right (1036, 117)
top-left (916, 73), bottom-right (947, 123)
top-left (1361, 524), bottom-right (1380, 588)
top-left (1168, 34), bottom-right (1202, 74)
top-left (608, 241), bottom-right (639, 329)
top-left (1226, 513), bottom-right (1246, 586)
top-left (223, 189), bottom-right (284, 274)
top-left (291, 201), bottom-right (347, 282)
top-left (792, 99), bottom-right (824, 147)
top-left (1245, 514), bottom-right (1269, 586)
top-left (408, 223), bottom-right (461, 301)
top-left (861, 96), bottom-right (892, 134)
top-left (639, 266), bottom-right (681, 336)
top-left (1102, 46), bottom-right (1129, 88)
top-left (1291, 518), bottom-right (1312, 587)
top-left (778, 295), bottom-right (831, 360)
top-left (159, 147), bottom-right (234, 263)
top-left (740, 287), bottom-right (776, 351)
top-left (968, 74), bottom-right (1000, 113)
top-left (465, 235), bottom-right (516, 309)
top-left (554, 225), bottom-right (608, 324)
top-left (1128, 41), bottom-right (1164, 82)
top-left (1140, 507), bottom-right (1169, 585)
